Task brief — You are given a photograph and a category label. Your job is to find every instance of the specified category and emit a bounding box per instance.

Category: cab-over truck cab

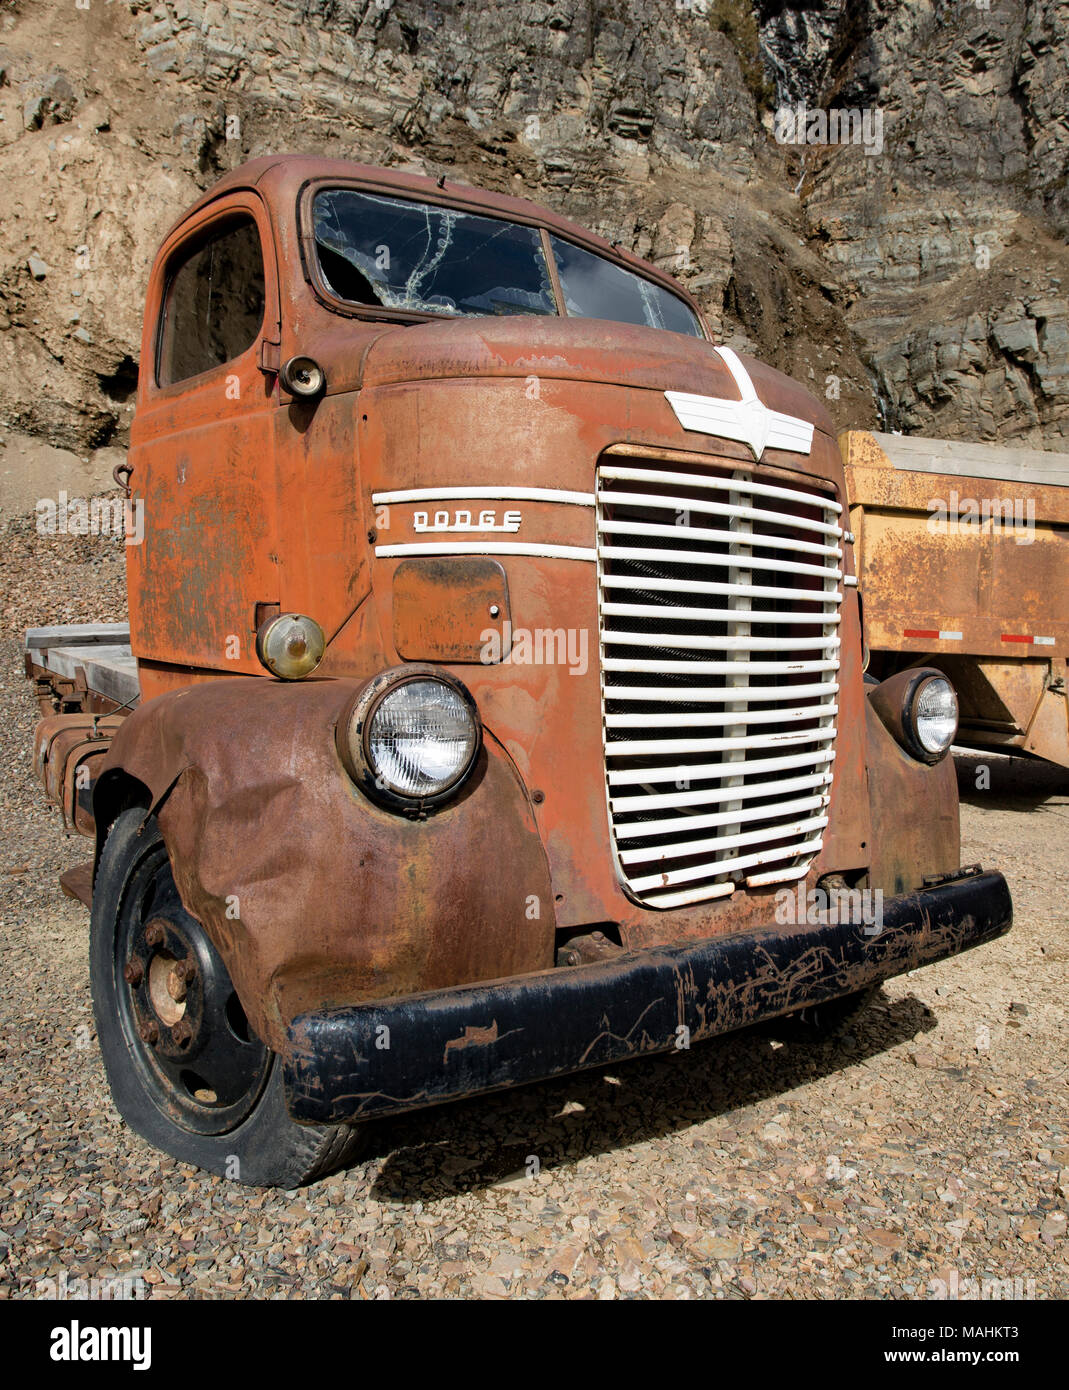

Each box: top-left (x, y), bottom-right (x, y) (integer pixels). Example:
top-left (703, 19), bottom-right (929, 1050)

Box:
top-left (27, 157), bottom-right (1011, 1185)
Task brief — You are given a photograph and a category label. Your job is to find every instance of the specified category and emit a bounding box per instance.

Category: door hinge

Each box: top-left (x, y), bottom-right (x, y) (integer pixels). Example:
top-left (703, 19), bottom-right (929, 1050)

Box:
top-left (259, 338), bottom-right (281, 374)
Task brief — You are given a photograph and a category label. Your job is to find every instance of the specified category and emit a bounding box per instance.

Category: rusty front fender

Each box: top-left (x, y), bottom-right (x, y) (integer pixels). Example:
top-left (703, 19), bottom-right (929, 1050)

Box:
top-left (94, 677), bottom-right (556, 1053)
top-left (863, 694), bottom-right (960, 897)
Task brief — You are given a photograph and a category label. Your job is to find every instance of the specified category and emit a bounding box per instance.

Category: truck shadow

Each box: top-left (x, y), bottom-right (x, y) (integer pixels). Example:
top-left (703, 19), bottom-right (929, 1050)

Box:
top-left (360, 991), bottom-right (937, 1201)
top-left (954, 749), bottom-right (1069, 810)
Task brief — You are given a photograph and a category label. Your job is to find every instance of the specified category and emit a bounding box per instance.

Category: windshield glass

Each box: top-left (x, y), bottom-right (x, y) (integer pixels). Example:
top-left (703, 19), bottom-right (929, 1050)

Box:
top-left (313, 189), bottom-right (556, 318)
top-left (550, 235), bottom-right (703, 337)
top-left (311, 187), bottom-right (704, 337)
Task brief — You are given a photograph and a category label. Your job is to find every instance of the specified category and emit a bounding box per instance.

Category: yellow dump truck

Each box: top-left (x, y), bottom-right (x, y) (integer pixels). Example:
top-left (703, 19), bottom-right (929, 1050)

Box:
top-left (841, 431), bottom-right (1069, 767)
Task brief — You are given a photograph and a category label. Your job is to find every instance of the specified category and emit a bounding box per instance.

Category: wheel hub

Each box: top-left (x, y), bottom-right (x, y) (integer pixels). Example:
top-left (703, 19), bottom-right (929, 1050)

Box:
top-left (127, 916), bottom-right (205, 1057)
top-left (116, 861), bottom-right (270, 1135)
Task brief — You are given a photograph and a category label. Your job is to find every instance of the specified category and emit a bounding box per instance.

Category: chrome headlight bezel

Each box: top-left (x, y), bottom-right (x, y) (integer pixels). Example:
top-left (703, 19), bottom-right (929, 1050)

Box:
top-left (337, 666), bottom-right (482, 812)
top-left (867, 667), bottom-right (959, 765)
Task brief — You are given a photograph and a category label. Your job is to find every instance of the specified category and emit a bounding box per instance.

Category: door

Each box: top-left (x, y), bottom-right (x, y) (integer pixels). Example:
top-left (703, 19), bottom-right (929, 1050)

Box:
top-left (127, 193), bottom-right (281, 684)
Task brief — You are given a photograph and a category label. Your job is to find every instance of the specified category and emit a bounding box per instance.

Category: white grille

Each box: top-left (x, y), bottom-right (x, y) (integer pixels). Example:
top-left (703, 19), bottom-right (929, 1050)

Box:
top-left (597, 457), bottom-right (843, 910)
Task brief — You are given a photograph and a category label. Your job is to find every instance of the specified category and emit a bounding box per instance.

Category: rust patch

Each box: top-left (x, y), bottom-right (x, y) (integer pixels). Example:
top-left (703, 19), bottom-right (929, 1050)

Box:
top-left (443, 1020), bottom-right (501, 1062)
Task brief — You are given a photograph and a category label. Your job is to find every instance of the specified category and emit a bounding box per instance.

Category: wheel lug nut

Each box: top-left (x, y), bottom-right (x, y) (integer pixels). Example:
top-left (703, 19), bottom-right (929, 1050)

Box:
top-left (123, 960), bottom-right (144, 987)
top-left (139, 1020), bottom-right (159, 1045)
top-left (145, 921), bottom-right (165, 948)
top-left (172, 1019), bottom-right (193, 1045)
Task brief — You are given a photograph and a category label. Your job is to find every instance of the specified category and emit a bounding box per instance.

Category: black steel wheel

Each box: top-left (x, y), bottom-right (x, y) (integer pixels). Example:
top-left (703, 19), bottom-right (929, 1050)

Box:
top-left (112, 828), bottom-right (271, 1134)
top-left (90, 809), bottom-right (366, 1186)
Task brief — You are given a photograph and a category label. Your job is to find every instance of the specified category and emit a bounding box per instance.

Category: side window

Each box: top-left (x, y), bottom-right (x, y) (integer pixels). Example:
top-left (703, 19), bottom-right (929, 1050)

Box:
top-left (157, 216), bottom-right (266, 386)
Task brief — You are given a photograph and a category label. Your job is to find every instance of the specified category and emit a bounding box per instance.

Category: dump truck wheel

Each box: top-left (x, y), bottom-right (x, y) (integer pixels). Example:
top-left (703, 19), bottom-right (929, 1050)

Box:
top-left (90, 809), bottom-right (367, 1187)
top-left (763, 986), bottom-right (880, 1043)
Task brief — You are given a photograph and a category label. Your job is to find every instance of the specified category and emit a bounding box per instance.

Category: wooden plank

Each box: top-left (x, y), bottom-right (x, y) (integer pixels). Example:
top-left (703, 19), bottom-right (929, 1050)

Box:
top-left (44, 643), bottom-right (139, 707)
top-left (24, 623), bottom-right (131, 659)
top-left (869, 432), bottom-right (1069, 488)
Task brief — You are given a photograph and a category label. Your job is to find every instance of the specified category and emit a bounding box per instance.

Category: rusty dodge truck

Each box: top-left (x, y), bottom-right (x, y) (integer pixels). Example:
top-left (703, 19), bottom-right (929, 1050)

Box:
top-left (25, 157), bottom-right (1011, 1186)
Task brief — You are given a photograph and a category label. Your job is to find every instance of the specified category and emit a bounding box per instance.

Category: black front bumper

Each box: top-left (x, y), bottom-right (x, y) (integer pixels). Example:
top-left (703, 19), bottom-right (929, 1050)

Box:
top-left (283, 868), bottom-right (1011, 1124)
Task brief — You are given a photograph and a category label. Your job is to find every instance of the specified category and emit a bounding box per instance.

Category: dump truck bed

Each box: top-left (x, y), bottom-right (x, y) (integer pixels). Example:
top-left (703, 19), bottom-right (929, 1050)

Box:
top-left (841, 431), bottom-right (1069, 765)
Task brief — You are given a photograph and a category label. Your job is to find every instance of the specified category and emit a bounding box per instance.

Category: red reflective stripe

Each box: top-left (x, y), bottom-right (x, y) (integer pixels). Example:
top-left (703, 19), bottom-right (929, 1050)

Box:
top-left (904, 628), bottom-right (939, 639)
top-left (1001, 634), bottom-right (1033, 644)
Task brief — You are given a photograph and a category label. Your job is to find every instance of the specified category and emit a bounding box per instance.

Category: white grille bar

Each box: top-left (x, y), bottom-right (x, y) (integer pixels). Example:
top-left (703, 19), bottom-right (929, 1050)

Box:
top-left (599, 544), bottom-right (842, 580)
top-left (603, 657), bottom-right (840, 674)
top-left (615, 793), bottom-right (828, 841)
top-left (601, 573), bottom-right (838, 603)
top-left (597, 515), bottom-right (841, 558)
top-left (619, 814), bottom-right (830, 866)
top-left (600, 601), bottom-right (841, 626)
top-left (607, 747), bottom-right (836, 787)
top-left (604, 681), bottom-right (839, 703)
top-left (645, 881), bottom-right (738, 909)
top-left (606, 702), bottom-right (838, 729)
top-left (611, 769), bottom-right (833, 813)
top-left (606, 727), bottom-right (836, 757)
top-left (599, 463), bottom-right (842, 514)
top-left (604, 631), bottom-right (840, 653)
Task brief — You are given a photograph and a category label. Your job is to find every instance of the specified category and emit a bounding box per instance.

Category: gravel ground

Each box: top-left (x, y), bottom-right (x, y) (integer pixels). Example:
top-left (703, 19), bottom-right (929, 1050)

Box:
top-left (1, 513), bottom-right (1067, 1301)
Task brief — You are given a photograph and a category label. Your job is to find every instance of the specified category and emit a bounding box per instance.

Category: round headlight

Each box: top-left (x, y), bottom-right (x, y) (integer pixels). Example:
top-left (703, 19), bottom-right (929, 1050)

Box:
top-left (368, 680), bottom-right (478, 797)
top-left (338, 668), bottom-right (481, 810)
top-left (256, 613), bottom-right (325, 680)
top-left (912, 675), bottom-right (958, 757)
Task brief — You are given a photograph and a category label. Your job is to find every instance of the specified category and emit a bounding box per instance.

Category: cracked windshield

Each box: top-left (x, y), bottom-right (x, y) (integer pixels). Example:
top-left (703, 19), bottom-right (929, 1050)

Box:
top-left (312, 187), bottom-right (703, 335)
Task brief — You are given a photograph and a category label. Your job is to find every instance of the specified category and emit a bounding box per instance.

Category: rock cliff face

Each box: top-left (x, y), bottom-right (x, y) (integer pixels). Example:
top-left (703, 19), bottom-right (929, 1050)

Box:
top-left (0, 0), bottom-right (1065, 462)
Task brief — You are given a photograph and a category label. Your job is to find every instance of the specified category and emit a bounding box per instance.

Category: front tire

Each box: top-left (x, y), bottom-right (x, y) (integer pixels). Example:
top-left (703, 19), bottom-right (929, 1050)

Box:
top-left (90, 809), bottom-right (366, 1186)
